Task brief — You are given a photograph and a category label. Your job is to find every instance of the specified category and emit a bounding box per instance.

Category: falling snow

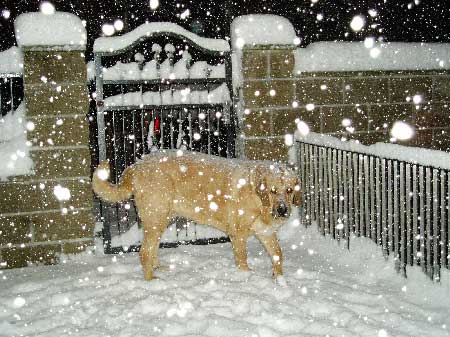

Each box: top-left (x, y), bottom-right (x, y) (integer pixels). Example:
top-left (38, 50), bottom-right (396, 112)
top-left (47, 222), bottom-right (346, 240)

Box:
top-left (1, 1), bottom-right (450, 336)
top-left (390, 121), bottom-right (415, 141)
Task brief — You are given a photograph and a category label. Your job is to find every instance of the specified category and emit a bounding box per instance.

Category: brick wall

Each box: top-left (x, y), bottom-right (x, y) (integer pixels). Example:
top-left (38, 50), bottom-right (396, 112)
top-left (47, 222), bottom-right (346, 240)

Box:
top-left (240, 46), bottom-right (450, 162)
top-left (240, 46), bottom-right (297, 161)
top-left (0, 48), bottom-right (92, 268)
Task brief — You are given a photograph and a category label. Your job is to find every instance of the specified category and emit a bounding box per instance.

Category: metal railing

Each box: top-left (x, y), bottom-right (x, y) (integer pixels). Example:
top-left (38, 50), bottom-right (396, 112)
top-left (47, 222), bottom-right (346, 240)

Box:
top-left (0, 75), bottom-right (23, 117)
top-left (297, 140), bottom-right (449, 281)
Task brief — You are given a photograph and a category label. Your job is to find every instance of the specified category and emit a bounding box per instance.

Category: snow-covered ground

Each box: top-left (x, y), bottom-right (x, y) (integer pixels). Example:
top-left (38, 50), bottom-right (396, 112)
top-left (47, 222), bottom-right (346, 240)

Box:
top-left (1, 215), bottom-right (449, 337)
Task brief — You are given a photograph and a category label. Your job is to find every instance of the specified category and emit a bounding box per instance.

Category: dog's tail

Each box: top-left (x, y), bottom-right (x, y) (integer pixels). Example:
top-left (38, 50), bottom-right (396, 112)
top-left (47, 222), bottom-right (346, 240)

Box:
top-left (92, 161), bottom-right (133, 203)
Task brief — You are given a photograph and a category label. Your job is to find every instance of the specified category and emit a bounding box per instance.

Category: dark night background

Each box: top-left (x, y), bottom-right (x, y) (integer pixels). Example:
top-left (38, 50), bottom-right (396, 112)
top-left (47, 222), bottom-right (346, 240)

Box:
top-left (1, 0), bottom-right (450, 59)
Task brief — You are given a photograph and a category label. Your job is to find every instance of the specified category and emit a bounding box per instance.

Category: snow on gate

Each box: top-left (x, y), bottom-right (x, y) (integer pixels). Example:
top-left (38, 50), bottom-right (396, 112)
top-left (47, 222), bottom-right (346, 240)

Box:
top-left (92, 22), bottom-right (236, 253)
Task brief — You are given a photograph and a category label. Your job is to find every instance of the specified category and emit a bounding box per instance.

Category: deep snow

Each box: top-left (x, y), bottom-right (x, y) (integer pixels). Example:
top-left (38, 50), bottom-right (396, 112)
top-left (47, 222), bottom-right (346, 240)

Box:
top-left (1, 215), bottom-right (449, 337)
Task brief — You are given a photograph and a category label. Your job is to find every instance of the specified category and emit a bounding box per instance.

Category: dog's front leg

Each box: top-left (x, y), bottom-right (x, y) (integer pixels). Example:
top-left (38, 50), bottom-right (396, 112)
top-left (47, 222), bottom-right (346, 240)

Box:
top-left (230, 235), bottom-right (250, 271)
top-left (255, 233), bottom-right (283, 277)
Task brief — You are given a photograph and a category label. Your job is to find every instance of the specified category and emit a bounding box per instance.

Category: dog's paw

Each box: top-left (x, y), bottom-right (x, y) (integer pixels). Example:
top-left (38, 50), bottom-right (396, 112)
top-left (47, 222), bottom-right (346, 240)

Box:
top-left (237, 265), bottom-right (251, 272)
top-left (143, 270), bottom-right (157, 281)
top-left (275, 275), bottom-right (288, 287)
top-left (155, 265), bottom-right (169, 271)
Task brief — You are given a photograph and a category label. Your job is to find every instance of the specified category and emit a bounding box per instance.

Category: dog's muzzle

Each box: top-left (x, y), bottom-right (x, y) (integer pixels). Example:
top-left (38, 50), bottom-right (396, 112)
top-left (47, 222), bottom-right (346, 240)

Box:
top-left (275, 202), bottom-right (289, 218)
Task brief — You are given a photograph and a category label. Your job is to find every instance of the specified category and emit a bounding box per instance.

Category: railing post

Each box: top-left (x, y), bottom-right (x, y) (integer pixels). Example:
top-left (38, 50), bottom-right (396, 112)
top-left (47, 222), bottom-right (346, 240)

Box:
top-left (369, 156), bottom-right (376, 243)
top-left (297, 142), bottom-right (306, 226)
top-left (441, 171), bottom-right (448, 270)
top-left (342, 150), bottom-right (349, 244)
top-left (381, 158), bottom-right (388, 259)
top-left (405, 163), bottom-right (412, 267)
top-left (399, 162), bottom-right (407, 277)
top-left (432, 169), bottom-right (440, 281)
top-left (318, 147), bottom-right (325, 234)
top-left (337, 150), bottom-right (344, 242)
top-left (304, 144), bottom-right (312, 226)
top-left (393, 160), bottom-right (400, 272)
top-left (375, 158), bottom-right (382, 247)
top-left (347, 151), bottom-right (353, 249)
top-left (419, 166), bottom-right (425, 271)
top-left (387, 160), bottom-right (393, 256)
top-left (425, 167), bottom-right (432, 279)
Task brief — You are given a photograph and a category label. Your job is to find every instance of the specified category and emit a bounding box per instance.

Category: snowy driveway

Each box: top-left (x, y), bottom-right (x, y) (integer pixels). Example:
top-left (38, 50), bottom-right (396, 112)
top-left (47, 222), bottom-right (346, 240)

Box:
top-left (1, 222), bottom-right (449, 337)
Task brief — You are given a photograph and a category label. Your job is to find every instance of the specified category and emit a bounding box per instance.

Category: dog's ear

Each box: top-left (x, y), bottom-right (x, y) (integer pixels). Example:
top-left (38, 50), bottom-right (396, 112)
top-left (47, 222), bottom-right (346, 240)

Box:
top-left (253, 167), bottom-right (271, 208)
top-left (292, 181), bottom-right (302, 207)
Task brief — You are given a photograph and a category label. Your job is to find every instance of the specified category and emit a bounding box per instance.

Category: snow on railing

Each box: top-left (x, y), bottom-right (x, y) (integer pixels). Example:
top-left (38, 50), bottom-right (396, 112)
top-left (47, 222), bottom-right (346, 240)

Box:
top-left (296, 131), bottom-right (450, 170)
top-left (103, 83), bottom-right (230, 108)
top-left (296, 132), bottom-right (449, 281)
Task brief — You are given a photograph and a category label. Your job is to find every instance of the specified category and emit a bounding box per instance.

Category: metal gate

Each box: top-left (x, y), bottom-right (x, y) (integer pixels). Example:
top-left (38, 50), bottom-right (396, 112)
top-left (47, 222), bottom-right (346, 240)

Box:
top-left (93, 23), bottom-right (235, 253)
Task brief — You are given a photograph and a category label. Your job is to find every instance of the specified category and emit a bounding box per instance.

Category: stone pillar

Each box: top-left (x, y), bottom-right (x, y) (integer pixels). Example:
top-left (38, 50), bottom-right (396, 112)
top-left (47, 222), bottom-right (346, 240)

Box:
top-left (240, 46), bottom-right (297, 162)
top-left (0, 12), bottom-right (92, 268)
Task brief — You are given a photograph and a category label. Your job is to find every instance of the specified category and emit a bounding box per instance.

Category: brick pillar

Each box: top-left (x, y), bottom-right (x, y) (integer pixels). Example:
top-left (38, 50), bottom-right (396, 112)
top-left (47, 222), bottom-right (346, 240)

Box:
top-left (0, 47), bottom-right (93, 268)
top-left (239, 46), bottom-right (297, 161)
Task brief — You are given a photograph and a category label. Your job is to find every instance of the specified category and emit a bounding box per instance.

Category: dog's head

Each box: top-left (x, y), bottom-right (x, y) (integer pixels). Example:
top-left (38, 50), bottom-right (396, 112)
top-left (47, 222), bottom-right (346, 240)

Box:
top-left (251, 162), bottom-right (302, 223)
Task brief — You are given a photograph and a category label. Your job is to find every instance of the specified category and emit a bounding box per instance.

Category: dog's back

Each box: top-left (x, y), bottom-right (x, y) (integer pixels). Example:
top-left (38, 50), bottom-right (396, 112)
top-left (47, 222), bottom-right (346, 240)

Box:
top-left (130, 151), bottom-right (245, 231)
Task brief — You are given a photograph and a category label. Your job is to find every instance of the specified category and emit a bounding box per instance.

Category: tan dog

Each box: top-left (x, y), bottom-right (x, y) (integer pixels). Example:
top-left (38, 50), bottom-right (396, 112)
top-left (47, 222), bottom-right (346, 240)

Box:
top-left (92, 150), bottom-right (301, 281)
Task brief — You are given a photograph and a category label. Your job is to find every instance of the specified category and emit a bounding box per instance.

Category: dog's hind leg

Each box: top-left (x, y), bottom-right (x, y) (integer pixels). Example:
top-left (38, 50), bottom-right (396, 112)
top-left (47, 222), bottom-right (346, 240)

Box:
top-left (255, 233), bottom-right (283, 277)
top-left (230, 234), bottom-right (250, 271)
top-left (139, 213), bottom-right (169, 281)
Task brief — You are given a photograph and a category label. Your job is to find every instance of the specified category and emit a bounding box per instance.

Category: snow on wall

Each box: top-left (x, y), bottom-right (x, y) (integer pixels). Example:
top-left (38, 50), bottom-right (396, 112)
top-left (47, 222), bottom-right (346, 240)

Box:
top-left (231, 14), bottom-right (298, 48)
top-left (0, 47), bottom-right (23, 75)
top-left (295, 41), bottom-right (450, 73)
top-left (296, 131), bottom-right (450, 170)
top-left (93, 22), bottom-right (229, 53)
top-left (0, 103), bottom-right (34, 181)
top-left (14, 12), bottom-right (86, 47)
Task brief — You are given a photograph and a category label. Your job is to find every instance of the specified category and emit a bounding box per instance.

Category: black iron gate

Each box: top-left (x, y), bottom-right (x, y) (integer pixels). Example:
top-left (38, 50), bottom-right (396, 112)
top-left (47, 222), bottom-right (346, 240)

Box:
top-left (92, 23), bottom-right (235, 253)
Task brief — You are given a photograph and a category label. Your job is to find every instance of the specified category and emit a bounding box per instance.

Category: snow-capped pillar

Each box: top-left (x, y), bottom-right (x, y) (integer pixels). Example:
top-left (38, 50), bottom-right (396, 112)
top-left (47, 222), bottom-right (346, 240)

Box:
top-left (231, 15), bottom-right (298, 162)
top-left (1, 12), bottom-right (93, 268)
